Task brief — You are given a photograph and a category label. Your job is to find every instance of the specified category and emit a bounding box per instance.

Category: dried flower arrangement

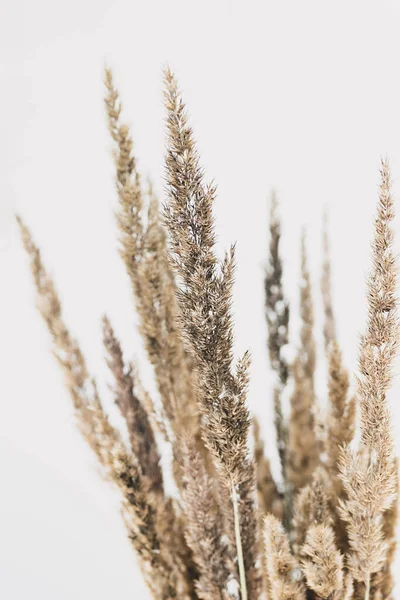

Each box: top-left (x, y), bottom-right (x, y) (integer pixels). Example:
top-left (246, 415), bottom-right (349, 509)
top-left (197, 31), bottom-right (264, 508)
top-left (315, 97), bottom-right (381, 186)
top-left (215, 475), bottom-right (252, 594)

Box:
top-left (18, 68), bottom-right (399, 600)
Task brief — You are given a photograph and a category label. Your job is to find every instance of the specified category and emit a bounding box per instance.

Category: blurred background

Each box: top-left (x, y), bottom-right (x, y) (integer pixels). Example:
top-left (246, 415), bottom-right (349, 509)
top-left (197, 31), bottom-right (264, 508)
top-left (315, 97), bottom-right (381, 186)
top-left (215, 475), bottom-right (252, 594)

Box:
top-left (2, 0), bottom-right (400, 597)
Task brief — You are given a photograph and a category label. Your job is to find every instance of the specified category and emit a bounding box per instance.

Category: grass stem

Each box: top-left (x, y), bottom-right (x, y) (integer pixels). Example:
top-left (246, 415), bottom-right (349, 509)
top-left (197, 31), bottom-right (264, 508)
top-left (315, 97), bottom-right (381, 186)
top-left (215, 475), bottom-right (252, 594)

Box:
top-left (232, 480), bottom-right (248, 600)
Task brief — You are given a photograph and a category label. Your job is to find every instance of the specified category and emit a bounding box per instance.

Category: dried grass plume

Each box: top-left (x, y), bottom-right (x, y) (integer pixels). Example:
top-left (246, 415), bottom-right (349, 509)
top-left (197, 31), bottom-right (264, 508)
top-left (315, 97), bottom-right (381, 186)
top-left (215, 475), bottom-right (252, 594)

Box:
top-left (17, 69), bottom-right (400, 600)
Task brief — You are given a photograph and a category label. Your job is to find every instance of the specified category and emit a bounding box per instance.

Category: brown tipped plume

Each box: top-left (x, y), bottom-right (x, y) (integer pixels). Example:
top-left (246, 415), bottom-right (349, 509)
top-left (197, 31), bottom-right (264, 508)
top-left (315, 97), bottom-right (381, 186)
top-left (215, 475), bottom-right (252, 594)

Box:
top-left (265, 192), bottom-right (290, 478)
top-left (163, 67), bottom-right (260, 600)
top-left (104, 68), bottom-right (201, 464)
top-left (17, 218), bottom-right (193, 600)
top-left (18, 66), bottom-right (400, 600)
top-left (102, 316), bottom-right (164, 495)
top-left (339, 159), bottom-right (399, 600)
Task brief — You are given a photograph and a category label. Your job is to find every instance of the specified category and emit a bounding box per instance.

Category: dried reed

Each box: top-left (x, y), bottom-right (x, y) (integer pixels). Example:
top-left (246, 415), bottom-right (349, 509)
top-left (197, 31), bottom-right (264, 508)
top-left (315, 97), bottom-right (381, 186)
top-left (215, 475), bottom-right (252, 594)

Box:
top-left (18, 69), bottom-right (399, 600)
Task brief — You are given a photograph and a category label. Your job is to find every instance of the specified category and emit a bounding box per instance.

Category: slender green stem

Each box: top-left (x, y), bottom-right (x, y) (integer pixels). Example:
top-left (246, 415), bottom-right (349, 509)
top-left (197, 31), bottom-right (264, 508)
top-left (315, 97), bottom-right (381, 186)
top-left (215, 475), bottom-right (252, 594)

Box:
top-left (231, 480), bottom-right (248, 600)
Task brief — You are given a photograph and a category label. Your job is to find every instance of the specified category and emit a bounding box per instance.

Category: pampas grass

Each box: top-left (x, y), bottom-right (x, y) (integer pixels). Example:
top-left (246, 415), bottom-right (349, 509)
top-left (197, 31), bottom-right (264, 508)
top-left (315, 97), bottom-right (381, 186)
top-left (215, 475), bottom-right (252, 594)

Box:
top-left (18, 68), bottom-right (399, 600)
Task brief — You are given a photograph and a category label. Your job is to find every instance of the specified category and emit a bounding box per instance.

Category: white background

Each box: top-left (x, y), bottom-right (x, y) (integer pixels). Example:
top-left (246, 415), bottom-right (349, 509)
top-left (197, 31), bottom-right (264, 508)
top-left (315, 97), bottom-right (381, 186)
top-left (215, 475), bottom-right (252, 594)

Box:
top-left (1, 0), bottom-right (400, 597)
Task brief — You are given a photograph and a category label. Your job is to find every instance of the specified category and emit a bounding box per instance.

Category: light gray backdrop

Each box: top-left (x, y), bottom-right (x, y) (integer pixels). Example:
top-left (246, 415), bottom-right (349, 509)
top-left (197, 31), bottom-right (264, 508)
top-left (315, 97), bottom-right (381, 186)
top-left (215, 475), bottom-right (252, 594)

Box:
top-left (1, 0), bottom-right (400, 598)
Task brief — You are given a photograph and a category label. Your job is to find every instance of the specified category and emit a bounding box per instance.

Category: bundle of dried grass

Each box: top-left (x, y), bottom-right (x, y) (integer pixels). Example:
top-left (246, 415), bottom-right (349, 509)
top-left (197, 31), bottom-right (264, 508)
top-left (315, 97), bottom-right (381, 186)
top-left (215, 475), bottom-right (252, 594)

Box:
top-left (18, 66), bottom-right (399, 600)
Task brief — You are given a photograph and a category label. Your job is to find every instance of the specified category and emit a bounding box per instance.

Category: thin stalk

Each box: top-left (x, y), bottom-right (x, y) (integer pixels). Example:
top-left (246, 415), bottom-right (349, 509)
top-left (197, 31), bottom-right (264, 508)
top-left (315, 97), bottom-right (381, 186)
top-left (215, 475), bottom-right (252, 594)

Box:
top-left (283, 482), bottom-right (293, 536)
top-left (231, 480), bottom-right (248, 600)
top-left (365, 576), bottom-right (370, 600)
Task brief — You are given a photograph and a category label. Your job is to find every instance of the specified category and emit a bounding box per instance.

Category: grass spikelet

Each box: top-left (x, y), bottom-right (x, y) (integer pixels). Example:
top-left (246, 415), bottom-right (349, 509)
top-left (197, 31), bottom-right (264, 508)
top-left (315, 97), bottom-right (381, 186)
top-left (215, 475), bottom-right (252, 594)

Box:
top-left (287, 233), bottom-right (319, 494)
top-left (293, 467), bottom-right (332, 554)
top-left (326, 340), bottom-right (355, 491)
top-left (264, 515), bottom-right (306, 600)
top-left (338, 159), bottom-right (399, 598)
top-left (163, 67), bottom-right (260, 599)
top-left (102, 315), bottom-right (167, 498)
top-left (301, 524), bottom-right (345, 599)
top-left (17, 217), bottom-right (192, 600)
top-left (104, 68), bottom-right (200, 452)
top-left (180, 435), bottom-right (230, 600)
top-left (265, 192), bottom-right (290, 478)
